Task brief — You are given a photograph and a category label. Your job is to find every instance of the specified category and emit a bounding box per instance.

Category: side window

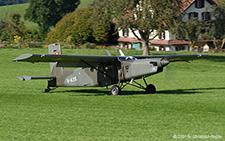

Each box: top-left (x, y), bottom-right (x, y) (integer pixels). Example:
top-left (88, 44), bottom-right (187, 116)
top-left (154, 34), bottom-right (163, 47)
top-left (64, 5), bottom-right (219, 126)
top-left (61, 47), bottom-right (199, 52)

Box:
top-left (122, 28), bottom-right (129, 37)
top-left (188, 12), bottom-right (198, 20)
top-left (161, 31), bottom-right (166, 40)
top-left (202, 12), bottom-right (211, 21)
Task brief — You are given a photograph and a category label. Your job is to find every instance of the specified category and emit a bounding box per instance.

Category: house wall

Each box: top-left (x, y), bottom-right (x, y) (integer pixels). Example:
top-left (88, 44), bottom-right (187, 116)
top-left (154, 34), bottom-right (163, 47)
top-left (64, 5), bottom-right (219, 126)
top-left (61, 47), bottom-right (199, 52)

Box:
top-left (154, 45), bottom-right (189, 51)
top-left (183, 0), bottom-right (213, 21)
top-left (118, 29), bottom-right (172, 40)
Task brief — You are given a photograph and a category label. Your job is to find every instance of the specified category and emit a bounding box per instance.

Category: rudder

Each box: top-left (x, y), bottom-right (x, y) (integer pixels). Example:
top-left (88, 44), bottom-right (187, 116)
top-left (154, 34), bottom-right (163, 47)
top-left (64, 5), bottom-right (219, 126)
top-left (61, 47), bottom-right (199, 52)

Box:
top-left (48, 43), bottom-right (63, 76)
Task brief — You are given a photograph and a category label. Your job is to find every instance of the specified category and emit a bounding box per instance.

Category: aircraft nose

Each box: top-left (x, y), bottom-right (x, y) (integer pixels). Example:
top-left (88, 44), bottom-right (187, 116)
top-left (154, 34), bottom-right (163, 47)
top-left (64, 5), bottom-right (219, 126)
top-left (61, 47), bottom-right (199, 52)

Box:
top-left (160, 59), bottom-right (170, 67)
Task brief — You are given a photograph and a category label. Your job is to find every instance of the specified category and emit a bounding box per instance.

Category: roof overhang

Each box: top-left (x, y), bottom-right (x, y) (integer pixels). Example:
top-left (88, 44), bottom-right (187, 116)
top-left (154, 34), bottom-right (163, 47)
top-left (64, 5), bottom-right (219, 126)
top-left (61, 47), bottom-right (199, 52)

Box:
top-left (115, 37), bottom-right (189, 46)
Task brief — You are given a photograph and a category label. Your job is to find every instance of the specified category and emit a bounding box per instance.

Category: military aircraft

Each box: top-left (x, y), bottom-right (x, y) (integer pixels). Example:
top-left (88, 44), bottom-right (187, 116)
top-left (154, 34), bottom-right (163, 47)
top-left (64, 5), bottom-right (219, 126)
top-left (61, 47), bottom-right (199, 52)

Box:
top-left (13, 44), bottom-right (208, 95)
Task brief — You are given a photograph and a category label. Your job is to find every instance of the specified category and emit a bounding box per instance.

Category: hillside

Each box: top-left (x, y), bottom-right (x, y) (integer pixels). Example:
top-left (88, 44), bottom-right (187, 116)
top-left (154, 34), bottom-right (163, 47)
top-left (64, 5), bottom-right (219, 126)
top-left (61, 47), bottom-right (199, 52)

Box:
top-left (0, 0), bottom-right (94, 29)
top-left (0, 3), bottom-right (38, 29)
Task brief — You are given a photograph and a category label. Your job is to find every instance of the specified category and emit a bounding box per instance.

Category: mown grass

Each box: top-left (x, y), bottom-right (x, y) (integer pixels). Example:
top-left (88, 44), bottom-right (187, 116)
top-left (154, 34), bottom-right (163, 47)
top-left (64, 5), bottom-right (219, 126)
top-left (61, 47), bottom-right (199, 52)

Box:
top-left (0, 48), bottom-right (225, 140)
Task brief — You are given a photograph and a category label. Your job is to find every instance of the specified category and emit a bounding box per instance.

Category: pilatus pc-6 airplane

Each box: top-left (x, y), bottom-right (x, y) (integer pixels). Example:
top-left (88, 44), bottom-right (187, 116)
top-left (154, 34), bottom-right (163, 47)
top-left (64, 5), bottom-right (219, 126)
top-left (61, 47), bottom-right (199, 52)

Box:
top-left (13, 44), bottom-right (208, 95)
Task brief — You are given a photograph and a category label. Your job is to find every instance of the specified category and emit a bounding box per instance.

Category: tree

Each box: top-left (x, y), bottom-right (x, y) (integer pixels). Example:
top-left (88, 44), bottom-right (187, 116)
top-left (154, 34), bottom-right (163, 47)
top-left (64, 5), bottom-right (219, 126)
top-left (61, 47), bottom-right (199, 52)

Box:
top-left (91, 0), bottom-right (117, 43)
top-left (209, 0), bottom-right (225, 51)
top-left (93, 0), bottom-right (187, 55)
top-left (46, 7), bottom-right (94, 44)
top-left (46, 7), bottom-right (116, 45)
top-left (24, 0), bottom-right (80, 39)
top-left (171, 18), bottom-right (202, 51)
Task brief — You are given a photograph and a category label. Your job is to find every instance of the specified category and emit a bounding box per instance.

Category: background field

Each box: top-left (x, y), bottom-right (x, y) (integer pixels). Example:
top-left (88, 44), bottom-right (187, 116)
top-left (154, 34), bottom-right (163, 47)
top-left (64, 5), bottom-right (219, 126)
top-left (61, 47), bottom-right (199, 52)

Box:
top-left (0, 0), bottom-right (94, 29)
top-left (0, 48), bottom-right (224, 140)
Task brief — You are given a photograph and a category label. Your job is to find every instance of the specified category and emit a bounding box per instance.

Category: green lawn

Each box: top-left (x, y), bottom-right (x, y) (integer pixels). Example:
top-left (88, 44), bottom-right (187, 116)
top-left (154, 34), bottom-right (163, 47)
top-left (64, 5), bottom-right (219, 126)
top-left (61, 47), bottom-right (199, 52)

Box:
top-left (0, 48), bottom-right (224, 140)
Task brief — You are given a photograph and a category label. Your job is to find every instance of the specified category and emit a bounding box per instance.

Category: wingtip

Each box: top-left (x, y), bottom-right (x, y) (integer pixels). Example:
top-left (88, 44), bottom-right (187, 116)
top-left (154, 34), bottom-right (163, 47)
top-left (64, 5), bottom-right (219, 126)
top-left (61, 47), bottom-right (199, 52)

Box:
top-left (13, 54), bottom-right (33, 62)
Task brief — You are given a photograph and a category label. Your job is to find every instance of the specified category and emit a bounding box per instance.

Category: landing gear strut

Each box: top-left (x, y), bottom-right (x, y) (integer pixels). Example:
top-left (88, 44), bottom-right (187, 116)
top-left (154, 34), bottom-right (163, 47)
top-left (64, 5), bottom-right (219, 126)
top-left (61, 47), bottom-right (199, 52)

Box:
top-left (109, 77), bottom-right (156, 95)
top-left (44, 79), bottom-right (57, 93)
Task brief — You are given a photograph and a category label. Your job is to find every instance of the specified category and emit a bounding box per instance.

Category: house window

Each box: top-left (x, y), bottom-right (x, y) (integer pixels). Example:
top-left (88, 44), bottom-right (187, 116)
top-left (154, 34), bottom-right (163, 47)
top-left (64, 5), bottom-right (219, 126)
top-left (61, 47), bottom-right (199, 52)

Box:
top-left (160, 31), bottom-right (166, 40)
top-left (195, 0), bottom-right (204, 8)
top-left (176, 46), bottom-right (185, 51)
top-left (122, 28), bottom-right (129, 37)
top-left (202, 12), bottom-right (211, 21)
top-left (159, 46), bottom-right (165, 51)
top-left (188, 12), bottom-right (198, 20)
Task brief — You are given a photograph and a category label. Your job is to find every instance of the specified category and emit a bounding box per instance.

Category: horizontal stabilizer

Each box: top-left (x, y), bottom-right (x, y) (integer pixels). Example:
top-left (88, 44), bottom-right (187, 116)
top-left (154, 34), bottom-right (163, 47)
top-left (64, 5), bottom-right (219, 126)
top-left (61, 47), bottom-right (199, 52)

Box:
top-left (17, 76), bottom-right (56, 81)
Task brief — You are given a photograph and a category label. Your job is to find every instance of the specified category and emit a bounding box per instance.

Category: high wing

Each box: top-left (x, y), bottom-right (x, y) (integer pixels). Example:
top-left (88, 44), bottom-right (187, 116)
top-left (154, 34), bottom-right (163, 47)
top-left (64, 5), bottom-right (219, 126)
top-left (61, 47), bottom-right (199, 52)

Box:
top-left (13, 54), bottom-right (118, 67)
top-left (134, 54), bottom-right (209, 62)
top-left (13, 53), bottom-right (209, 67)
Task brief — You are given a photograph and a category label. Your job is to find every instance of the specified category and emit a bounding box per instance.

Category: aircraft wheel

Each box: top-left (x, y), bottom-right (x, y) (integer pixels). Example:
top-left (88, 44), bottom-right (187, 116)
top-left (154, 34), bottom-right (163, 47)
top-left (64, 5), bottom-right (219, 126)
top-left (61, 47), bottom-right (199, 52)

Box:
top-left (110, 85), bottom-right (121, 95)
top-left (145, 84), bottom-right (156, 94)
top-left (45, 88), bottom-right (50, 93)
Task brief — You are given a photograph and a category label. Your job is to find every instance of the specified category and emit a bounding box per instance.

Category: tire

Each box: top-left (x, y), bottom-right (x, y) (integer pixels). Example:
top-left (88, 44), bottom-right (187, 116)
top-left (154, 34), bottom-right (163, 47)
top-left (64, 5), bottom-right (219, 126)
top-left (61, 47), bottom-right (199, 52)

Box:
top-left (145, 84), bottom-right (156, 94)
top-left (45, 88), bottom-right (50, 93)
top-left (110, 85), bottom-right (121, 95)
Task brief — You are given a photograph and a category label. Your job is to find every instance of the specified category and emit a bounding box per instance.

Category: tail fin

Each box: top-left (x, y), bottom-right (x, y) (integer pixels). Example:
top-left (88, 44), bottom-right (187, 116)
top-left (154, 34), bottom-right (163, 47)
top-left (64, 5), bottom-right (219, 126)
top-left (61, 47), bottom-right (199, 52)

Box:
top-left (48, 43), bottom-right (63, 76)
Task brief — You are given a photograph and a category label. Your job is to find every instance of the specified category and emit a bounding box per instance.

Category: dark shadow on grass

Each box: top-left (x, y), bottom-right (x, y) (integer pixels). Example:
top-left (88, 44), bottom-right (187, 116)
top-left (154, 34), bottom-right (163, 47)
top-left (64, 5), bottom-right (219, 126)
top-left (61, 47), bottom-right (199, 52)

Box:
top-left (157, 87), bottom-right (225, 95)
top-left (53, 88), bottom-right (146, 96)
top-left (206, 55), bottom-right (225, 62)
top-left (53, 89), bottom-right (109, 96)
top-left (51, 87), bottom-right (225, 96)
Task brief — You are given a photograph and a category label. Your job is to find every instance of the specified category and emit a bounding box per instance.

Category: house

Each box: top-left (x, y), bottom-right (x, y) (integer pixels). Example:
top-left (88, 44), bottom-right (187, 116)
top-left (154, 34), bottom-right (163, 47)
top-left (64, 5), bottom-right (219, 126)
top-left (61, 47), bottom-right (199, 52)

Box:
top-left (115, 0), bottom-right (220, 51)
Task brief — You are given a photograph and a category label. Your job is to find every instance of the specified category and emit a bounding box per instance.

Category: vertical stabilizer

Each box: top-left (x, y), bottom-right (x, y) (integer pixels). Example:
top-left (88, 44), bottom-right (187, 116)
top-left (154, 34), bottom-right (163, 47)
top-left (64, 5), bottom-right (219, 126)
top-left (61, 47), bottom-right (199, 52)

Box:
top-left (48, 43), bottom-right (63, 76)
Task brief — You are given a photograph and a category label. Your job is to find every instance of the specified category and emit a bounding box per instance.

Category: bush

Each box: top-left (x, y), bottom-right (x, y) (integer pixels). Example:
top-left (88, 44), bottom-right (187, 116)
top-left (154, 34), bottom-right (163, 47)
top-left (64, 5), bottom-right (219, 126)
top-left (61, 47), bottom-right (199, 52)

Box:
top-left (46, 7), bottom-right (117, 46)
top-left (23, 29), bottom-right (41, 41)
top-left (0, 13), bottom-right (25, 42)
top-left (46, 7), bottom-right (94, 45)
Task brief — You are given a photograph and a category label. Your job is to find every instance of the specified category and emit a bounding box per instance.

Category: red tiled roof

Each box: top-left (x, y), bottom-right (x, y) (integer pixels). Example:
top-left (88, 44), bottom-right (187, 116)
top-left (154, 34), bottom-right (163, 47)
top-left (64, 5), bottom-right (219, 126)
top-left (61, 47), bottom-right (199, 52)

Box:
top-left (115, 37), bottom-right (139, 42)
top-left (150, 39), bottom-right (189, 45)
top-left (115, 37), bottom-right (189, 45)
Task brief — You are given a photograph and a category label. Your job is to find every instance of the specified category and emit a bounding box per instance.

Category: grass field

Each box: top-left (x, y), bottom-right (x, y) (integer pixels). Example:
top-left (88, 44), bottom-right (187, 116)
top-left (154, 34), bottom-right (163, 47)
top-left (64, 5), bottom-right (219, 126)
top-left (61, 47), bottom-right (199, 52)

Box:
top-left (0, 48), bottom-right (225, 140)
top-left (0, 0), bottom-right (94, 29)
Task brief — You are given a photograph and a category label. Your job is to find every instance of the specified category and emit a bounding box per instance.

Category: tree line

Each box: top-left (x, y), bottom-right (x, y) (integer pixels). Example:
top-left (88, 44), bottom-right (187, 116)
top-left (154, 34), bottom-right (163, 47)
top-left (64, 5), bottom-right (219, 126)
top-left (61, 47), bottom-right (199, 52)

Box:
top-left (0, 0), bottom-right (29, 6)
top-left (0, 0), bottom-right (224, 54)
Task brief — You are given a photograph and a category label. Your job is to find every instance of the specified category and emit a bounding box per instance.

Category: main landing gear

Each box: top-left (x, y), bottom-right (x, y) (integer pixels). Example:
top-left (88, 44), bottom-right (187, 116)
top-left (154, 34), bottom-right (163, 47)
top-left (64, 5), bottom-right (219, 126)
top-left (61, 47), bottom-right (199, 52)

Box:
top-left (44, 79), bottom-right (57, 93)
top-left (109, 77), bottom-right (156, 95)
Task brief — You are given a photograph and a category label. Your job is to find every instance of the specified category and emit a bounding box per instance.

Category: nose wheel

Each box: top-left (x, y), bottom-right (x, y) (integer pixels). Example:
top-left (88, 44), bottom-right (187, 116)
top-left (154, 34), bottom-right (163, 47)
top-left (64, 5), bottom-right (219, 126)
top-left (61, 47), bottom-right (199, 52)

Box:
top-left (145, 84), bottom-right (156, 94)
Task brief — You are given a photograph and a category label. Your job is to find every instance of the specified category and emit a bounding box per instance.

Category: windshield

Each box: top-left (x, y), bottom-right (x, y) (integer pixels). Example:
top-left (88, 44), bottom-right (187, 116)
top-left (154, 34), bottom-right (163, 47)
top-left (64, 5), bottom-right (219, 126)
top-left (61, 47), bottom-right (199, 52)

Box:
top-left (118, 56), bottom-right (137, 61)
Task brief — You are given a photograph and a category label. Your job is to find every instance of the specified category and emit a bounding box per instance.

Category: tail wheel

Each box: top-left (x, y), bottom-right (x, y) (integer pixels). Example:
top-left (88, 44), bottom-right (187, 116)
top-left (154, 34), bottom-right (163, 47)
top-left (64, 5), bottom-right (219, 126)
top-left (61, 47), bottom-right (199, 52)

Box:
top-left (110, 85), bottom-right (121, 95)
top-left (145, 84), bottom-right (156, 94)
top-left (45, 88), bottom-right (50, 93)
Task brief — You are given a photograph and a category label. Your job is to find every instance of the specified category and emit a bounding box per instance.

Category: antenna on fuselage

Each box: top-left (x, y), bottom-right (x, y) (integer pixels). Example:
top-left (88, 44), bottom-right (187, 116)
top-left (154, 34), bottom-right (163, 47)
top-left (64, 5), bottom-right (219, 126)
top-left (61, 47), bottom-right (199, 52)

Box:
top-left (119, 50), bottom-right (125, 56)
top-left (106, 50), bottom-right (112, 56)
